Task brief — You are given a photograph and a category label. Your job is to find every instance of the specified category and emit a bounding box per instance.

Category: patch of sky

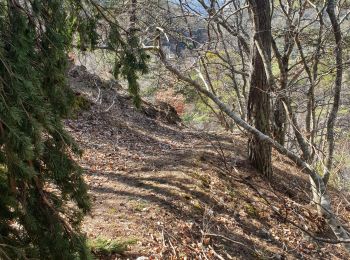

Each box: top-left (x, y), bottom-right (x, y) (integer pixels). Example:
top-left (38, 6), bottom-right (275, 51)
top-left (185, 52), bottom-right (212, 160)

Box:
top-left (170, 0), bottom-right (226, 15)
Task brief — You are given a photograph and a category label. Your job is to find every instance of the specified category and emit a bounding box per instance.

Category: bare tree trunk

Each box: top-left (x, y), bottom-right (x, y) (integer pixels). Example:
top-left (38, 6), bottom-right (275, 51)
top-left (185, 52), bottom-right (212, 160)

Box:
top-left (324, 0), bottom-right (343, 185)
top-left (271, 3), bottom-right (296, 147)
top-left (129, 0), bottom-right (137, 34)
top-left (273, 99), bottom-right (287, 146)
top-left (247, 0), bottom-right (272, 179)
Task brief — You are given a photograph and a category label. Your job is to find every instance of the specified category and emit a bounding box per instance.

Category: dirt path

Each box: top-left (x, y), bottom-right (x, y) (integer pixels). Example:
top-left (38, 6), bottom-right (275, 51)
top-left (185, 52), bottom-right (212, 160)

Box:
top-left (66, 67), bottom-right (349, 259)
top-left (66, 96), bottom-right (248, 258)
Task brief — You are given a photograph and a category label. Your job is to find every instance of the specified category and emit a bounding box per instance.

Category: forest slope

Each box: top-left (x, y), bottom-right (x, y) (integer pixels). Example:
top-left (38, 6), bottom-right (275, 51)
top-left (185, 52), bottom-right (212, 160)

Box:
top-left (66, 66), bottom-right (350, 259)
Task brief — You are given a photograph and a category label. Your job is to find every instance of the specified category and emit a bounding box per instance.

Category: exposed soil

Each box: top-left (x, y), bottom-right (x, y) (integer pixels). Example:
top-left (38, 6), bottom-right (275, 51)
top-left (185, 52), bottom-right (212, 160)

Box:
top-left (65, 66), bottom-right (350, 259)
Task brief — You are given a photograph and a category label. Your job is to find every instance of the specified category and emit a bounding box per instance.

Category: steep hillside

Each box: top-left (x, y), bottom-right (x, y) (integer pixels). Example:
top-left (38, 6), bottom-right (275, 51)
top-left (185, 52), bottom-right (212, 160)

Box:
top-left (66, 66), bottom-right (350, 259)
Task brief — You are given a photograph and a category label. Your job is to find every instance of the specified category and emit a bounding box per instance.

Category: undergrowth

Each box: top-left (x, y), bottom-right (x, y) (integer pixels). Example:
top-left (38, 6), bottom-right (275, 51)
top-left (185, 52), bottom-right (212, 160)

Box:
top-left (88, 237), bottom-right (137, 256)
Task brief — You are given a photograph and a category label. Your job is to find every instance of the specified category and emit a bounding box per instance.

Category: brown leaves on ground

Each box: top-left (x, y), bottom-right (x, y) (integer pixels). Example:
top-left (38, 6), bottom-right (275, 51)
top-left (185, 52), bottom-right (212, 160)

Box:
top-left (66, 67), bottom-right (350, 259)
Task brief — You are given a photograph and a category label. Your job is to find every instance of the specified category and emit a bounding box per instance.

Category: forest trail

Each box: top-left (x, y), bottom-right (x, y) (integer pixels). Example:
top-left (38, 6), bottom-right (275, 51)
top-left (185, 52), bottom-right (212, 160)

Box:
top-left (65, 66), bottom-right (350, 259)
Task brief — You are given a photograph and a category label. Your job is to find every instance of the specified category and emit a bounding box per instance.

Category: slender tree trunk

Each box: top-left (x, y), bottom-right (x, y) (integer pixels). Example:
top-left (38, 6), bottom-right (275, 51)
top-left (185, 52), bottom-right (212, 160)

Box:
top-left (129, 0), bottom-right (137, 34)
top-left (273, 99), bottom-right (286, 146)
top-left (273, 88), bottom-right (287, 147)
top-left (324, 0), bottom-right (343, 185)
top-left (247, 0), bottom-right (272, 178)
top-left (271, 10), bottom-right (294, 147)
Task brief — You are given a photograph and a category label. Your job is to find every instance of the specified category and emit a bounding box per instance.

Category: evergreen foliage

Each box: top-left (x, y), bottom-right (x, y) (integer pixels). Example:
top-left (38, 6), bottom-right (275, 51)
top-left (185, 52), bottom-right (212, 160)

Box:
top-left (0, 0), bottom-right (147, 258)
top-left (109, 25), bottom-right (149, 108)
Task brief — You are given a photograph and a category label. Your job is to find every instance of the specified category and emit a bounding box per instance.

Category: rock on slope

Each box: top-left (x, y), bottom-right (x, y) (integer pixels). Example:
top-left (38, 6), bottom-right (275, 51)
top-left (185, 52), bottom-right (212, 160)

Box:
top-left (65, 66), bottom-right (350, 259)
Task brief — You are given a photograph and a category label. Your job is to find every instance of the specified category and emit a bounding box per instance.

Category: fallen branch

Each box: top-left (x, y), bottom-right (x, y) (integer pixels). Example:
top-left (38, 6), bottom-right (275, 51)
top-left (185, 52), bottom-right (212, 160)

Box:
top-left (203, 233), bottom-right (256, 253)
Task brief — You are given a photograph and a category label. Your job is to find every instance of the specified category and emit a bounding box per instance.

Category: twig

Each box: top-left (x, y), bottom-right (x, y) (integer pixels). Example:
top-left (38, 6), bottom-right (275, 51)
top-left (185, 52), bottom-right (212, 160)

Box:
top-left (203, 233), bottom-right (256, 253)
top-left (104, 96), bottom-right (116, 112)
top-left (208, 245), bottom-right (225, 260)
top-left (94, 86), bottom-right (101, 103)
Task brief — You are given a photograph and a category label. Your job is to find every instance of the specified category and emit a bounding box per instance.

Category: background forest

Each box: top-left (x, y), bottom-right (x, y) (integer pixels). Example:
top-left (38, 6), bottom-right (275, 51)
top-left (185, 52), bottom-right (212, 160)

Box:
top-left (1, 0), bottom-right (350, 259)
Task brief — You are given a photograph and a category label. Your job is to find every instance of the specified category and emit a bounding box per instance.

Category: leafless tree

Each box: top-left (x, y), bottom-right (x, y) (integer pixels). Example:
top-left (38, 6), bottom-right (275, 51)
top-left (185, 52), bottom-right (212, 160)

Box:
top-left (246, 0), bottom-right (273, 178)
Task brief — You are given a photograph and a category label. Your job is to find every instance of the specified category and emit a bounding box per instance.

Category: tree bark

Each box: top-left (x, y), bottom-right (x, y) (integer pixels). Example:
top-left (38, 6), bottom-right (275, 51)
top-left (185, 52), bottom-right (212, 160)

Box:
top-left (273, 99), bottom-right (287, 146)
top-left (247, 0), bottom-right (273, 179)
top-left (324, 0), bottom-right (343, 185)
